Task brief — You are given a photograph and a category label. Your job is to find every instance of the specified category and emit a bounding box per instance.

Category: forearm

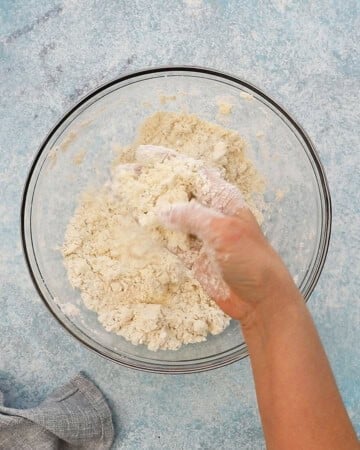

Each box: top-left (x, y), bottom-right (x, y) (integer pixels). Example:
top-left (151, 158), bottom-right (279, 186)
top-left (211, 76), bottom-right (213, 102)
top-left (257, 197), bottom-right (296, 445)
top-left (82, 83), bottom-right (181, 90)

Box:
top-left (243, 291), bottom-right (358, 450)
top-left (160, 200), bottom-right (358, 448)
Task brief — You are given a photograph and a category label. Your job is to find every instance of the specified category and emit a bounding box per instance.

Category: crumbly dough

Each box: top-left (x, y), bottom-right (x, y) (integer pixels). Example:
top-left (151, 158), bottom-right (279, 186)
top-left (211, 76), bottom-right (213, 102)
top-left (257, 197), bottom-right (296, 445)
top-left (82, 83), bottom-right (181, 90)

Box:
top-left (217, 100), bottom-right (233, 116)
top-left (117, 112), bottom-right (264, 221)
top-left (63, 112), bottom-right (264, 351)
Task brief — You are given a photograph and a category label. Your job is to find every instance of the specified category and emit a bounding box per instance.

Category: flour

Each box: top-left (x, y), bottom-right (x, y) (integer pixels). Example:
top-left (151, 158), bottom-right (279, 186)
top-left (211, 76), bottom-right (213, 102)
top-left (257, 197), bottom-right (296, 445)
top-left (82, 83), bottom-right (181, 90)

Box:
top-left (63, 112), bottom-right (264, 351)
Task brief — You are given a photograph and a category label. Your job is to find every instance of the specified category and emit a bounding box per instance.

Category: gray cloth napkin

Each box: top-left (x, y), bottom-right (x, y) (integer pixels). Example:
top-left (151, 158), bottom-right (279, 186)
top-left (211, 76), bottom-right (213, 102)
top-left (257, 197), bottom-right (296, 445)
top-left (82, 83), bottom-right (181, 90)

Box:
top-left (0, 372), bottom-right (114, 450)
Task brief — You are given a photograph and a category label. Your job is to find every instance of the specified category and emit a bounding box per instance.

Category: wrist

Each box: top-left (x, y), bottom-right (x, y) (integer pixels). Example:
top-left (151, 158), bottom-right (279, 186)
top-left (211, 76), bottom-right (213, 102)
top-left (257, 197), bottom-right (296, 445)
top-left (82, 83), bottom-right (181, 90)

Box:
top-left (240, 283), bottom-right (305, 337)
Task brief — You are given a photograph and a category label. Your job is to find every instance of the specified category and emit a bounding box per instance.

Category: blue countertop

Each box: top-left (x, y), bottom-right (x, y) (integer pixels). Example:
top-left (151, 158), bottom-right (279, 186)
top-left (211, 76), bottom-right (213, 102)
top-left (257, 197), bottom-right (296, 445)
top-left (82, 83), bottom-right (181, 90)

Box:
top-left (0, 1), bottom-right (359, 448)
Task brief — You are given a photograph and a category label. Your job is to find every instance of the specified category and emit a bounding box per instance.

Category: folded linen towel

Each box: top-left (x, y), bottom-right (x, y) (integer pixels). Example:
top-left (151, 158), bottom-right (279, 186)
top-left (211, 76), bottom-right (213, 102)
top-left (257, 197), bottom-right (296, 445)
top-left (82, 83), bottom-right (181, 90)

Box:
top-left (0, 372), bottom-right (114, 449)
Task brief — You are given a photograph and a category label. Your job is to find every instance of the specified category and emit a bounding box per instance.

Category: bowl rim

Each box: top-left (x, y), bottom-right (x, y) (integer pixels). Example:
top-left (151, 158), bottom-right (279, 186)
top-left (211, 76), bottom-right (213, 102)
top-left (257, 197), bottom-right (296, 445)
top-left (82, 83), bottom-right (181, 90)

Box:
top-left (21, 65), bottom-right (332, 374)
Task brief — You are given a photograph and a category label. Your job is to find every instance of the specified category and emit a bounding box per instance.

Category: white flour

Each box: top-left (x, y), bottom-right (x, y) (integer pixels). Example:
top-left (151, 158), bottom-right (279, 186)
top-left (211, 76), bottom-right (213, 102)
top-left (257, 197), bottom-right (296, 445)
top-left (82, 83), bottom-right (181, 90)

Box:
top-left (62, 112), bottom-right (264, 351)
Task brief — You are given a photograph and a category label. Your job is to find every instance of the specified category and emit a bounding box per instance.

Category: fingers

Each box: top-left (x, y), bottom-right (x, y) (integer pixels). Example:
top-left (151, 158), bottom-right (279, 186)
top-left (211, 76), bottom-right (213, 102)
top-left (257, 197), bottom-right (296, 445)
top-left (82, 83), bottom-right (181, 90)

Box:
top-left (193, 248), bottom-right (230, 301)
top-left (193, 249), bottom-right (248, 321)
top-left (215, 291), bottom-right (249, 321)
top-left (197, 168), bottom-right (246, 216)
top-left (158, 201), bottom-right (224, 241)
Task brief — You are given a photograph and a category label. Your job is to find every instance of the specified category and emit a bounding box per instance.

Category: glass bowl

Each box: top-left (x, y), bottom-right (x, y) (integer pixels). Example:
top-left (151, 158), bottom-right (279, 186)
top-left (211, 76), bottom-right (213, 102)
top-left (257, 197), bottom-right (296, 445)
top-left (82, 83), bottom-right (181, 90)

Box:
top-left (21, 67), bottom-right (331, 374)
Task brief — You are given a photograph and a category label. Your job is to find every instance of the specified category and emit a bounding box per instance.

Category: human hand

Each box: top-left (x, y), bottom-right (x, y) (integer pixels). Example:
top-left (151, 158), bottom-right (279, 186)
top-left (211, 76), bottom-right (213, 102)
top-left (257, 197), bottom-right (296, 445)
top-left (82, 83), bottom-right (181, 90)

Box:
top-left (159, 170), bottom-right (300, 326)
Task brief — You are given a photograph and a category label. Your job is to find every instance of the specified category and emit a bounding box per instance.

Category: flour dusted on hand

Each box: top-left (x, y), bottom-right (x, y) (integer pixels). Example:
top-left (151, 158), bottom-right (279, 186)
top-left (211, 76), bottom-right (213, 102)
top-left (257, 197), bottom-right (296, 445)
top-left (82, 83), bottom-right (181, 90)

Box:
top-left (62, 112), bottom-right (264, 351)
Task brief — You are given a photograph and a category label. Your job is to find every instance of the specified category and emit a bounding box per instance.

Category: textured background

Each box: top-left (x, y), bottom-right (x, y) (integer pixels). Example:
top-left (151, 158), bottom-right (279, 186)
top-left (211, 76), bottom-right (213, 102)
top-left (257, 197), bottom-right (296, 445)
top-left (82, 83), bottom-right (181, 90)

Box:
top-left (0, 1), bottom-right (359, 448)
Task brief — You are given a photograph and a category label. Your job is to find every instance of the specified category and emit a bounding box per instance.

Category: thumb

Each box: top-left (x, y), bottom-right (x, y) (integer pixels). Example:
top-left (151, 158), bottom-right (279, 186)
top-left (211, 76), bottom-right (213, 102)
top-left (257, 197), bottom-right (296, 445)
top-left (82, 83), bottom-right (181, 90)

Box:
top-left (158, 201), bottom-right (224, 241)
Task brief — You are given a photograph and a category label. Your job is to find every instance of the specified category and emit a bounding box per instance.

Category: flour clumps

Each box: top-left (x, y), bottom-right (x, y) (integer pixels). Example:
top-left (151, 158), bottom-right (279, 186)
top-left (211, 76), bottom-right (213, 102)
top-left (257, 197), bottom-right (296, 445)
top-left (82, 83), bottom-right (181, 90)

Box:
top-left (62, 112), bottom-right (264, 351)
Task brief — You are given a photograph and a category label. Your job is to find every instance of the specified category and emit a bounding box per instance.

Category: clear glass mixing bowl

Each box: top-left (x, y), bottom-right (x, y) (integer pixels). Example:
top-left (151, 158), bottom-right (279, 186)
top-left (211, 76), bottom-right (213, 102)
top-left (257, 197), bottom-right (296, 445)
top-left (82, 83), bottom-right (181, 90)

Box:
top-left (21, 67), bottom-right (331, 373)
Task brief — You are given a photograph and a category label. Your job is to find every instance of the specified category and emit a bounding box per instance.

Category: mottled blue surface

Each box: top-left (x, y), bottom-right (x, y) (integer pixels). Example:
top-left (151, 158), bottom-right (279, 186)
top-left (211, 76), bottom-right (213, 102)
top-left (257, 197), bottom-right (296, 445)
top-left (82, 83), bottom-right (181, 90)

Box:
top-left (0, 1), bottom-right (359, 448)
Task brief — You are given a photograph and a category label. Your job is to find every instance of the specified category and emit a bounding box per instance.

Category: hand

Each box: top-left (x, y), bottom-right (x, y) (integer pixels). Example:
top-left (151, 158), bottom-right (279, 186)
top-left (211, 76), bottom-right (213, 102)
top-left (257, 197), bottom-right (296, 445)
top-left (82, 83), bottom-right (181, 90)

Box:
top-left (151, 147), bottom-right (359, 450)
top-left (159, 173), bottom-right (300, 326)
